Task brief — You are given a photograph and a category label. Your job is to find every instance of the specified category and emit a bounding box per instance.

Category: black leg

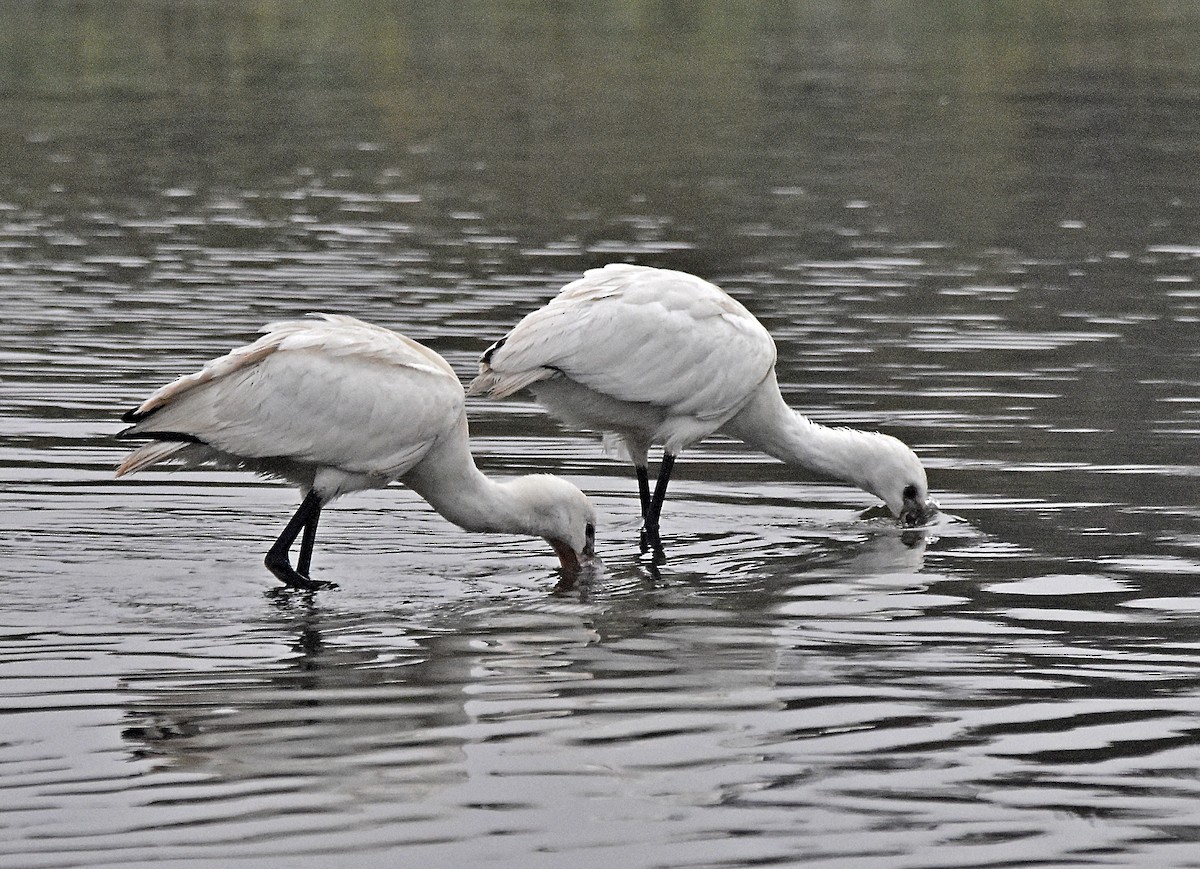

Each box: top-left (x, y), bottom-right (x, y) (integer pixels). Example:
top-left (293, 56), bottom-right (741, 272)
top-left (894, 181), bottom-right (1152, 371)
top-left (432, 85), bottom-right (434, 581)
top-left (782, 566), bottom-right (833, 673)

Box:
top-left (296, 503), bottom-right (321, 576)
top-left (640, 452), bottom-right (675, 555)
top-left (636, 465), bottom-right (651, 518)
top-left (264, 491), bottom-right (335, 590)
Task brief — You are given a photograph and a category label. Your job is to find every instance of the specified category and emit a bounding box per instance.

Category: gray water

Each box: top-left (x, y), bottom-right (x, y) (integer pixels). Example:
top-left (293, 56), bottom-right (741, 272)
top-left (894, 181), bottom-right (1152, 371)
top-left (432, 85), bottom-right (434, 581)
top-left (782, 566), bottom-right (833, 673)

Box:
top-left (3, 3), bottom-right (1200, 867)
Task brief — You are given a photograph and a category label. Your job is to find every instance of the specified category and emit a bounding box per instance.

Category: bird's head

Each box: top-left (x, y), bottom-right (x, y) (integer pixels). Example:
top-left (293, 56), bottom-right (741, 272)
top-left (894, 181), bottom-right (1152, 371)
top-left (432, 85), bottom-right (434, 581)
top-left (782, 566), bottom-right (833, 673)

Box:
top-left (508, 475), bottom-right (599, 573)
top-left (858, 434), bottom-right (939, 527)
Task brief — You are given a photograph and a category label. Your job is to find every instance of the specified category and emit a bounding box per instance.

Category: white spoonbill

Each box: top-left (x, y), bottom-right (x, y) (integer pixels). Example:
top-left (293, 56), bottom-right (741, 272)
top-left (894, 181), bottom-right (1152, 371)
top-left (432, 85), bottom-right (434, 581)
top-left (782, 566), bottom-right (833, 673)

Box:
top-left (116, 314), bottom-right (597, 590)
top-left (468, 263), bottom-right (937, 549)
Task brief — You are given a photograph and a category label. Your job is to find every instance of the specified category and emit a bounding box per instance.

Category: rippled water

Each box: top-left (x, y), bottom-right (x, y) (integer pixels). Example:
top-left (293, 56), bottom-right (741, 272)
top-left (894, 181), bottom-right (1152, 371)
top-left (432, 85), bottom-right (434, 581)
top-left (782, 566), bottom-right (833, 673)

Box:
top-left (4, 3), bottom-right (1200, 867)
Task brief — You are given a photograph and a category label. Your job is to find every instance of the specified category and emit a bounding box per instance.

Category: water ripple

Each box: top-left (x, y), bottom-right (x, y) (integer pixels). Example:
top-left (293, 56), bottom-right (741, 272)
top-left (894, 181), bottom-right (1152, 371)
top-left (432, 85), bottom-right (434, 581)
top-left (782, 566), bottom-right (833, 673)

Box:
top-left (5, 6), bottom-right (1200, 866)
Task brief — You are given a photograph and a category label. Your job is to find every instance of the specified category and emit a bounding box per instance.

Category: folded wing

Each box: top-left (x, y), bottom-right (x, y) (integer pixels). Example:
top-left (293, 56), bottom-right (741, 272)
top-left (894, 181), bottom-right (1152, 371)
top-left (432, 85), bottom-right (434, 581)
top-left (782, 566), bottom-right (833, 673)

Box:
top-left (119, 314), bottom-right (465, 480)
top-left (470, 264), bottom-right (777, 422)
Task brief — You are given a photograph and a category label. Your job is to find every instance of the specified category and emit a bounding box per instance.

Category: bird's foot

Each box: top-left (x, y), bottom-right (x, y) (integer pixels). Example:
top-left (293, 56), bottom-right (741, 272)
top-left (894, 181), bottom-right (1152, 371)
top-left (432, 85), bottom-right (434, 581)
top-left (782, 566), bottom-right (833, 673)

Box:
top-left (638, 526), bottom-right (667, 564)
top-left (264, 554), bottom-right (338, 591)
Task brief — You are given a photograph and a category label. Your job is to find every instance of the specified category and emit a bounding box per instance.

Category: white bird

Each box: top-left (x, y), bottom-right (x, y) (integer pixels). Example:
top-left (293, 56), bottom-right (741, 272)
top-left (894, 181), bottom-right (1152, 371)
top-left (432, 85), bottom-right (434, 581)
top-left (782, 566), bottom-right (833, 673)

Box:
top-left (116, 314), bottom-right (597, 590)
top-left (468, 264), bottom-right (937, 549)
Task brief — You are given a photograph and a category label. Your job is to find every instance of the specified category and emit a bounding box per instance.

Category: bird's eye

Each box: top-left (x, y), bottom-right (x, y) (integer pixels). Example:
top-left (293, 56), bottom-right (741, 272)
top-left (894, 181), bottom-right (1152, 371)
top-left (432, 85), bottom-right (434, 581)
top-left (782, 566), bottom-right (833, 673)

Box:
top-left (585, 522), bottom-right (595, 542)
top-left (902, 484), bottom-right (918, 501)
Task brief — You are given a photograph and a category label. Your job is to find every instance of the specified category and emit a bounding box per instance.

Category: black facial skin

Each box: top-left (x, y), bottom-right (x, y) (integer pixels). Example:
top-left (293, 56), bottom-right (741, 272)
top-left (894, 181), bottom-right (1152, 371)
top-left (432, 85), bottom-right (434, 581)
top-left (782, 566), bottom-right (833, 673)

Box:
top-left (899, 483), bottom-right (937, 528)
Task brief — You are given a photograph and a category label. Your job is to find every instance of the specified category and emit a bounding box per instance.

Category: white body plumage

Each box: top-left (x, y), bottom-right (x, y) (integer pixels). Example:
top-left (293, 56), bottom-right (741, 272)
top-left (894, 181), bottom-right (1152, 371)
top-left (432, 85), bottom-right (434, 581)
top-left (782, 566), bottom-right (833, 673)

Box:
top-left (469, 264), bottom-right (937, 539)
top-left (117, 314), bottom-right (597, 588)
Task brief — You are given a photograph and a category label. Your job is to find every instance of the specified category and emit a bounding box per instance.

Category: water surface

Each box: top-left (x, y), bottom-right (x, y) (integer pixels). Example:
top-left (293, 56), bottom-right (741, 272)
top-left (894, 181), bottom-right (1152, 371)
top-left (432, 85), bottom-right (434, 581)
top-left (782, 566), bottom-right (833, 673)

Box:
top-left (3, 3), bottom-right (1200, 867)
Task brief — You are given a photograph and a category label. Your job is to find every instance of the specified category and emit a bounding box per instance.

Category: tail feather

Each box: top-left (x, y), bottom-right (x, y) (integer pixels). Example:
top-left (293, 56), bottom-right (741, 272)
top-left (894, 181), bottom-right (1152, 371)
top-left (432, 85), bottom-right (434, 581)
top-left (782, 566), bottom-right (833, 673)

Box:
top-left (115, 441), bottom-right (188, 477)
top-left (467, 367), bottom-right (552, 399)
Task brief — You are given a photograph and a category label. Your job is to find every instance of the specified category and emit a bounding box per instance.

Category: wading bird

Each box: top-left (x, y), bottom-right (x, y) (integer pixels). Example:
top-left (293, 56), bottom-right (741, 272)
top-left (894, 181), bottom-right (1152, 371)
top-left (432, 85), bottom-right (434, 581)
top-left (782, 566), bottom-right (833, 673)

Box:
top-left (116, 314), bottom-right (597, 590)
top-left (468, 264), bottom-right (937, 550)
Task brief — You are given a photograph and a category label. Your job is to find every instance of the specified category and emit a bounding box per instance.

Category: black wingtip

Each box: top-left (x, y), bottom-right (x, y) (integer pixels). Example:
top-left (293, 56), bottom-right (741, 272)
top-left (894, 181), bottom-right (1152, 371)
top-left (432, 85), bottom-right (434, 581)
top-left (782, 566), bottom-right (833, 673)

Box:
top-left (480, 335), bottom-right (507, 365)
top-left (115, 428), bottom-right (205, 444)
top-left (120, 407), bottom-right (144, 423)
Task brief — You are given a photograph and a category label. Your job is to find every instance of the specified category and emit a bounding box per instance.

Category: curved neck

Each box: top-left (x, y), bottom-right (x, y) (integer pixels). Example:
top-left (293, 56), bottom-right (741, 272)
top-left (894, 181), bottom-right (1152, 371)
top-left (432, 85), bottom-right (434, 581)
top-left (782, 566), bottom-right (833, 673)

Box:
top-left (401, 417), bottom-right (531, 536)
top-left (721, 372), bottom-right (886, 488)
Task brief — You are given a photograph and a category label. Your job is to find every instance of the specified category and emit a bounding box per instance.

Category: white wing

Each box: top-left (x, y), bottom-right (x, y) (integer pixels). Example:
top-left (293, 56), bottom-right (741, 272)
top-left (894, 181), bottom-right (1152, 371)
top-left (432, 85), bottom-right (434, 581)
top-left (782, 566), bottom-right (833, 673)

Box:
top-left (121, 315), bottom-right (464, 479)
top-left (471, 264), bottom-right (777, 422)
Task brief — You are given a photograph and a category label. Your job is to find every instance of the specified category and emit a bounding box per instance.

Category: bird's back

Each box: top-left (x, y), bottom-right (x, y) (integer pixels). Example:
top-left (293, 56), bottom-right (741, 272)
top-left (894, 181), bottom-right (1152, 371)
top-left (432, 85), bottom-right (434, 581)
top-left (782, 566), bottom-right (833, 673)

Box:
top-left (470, 264), bottom-right (777, 431)
top-left (118, 315), bottom-right (465, 488)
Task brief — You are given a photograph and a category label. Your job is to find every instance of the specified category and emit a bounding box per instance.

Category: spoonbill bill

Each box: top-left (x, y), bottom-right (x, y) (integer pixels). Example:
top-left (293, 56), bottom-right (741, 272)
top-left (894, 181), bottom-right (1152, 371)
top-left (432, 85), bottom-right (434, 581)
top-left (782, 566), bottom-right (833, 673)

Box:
top-left (116, 314), bottom-right (597, 589)
top-left (468, 264), bottom-right (937, 549)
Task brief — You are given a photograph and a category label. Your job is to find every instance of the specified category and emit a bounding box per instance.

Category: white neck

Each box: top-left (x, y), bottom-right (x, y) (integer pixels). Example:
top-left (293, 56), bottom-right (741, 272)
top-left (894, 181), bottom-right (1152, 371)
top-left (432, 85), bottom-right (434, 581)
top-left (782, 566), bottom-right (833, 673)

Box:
top-left (721, 371), bottom-right (901, 496)
top-left (401, 417), bottom-right (540, 536)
